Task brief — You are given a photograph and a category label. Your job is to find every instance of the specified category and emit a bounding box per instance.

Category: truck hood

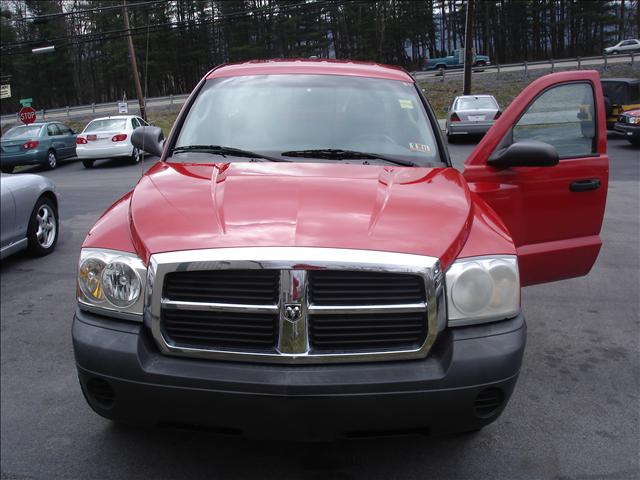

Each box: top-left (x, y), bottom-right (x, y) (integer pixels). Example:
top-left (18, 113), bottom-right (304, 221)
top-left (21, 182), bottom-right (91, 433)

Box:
top-left (128, 162), bottom-right (474, 266)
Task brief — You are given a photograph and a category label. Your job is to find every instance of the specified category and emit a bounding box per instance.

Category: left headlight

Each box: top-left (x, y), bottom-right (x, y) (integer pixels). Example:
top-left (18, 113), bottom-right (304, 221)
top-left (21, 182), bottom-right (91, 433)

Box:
top-left (445, 255), bottom-right (520, 327)
top-left (77, 248), bottom-right (146, 321)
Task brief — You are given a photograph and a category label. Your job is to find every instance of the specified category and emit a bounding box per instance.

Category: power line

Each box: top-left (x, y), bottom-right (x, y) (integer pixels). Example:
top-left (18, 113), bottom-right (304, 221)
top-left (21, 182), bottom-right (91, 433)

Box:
top-left (1, 0), bottom-right (344, 55)
top-left (0, 0), bottom-right (167, 25)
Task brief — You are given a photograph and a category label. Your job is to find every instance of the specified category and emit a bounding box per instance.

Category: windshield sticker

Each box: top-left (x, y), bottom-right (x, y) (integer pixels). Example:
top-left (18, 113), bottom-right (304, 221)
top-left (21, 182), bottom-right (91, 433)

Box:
top-left (409, 142), bottom-right (431, 153)
top-left (399, 99), bottom-right (414, 109)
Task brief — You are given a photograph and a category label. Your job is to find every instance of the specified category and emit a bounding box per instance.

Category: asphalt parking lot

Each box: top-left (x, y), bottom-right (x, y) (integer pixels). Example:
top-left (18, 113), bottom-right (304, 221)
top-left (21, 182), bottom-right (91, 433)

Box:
top-left (1, 135), bottom-right (638, 480)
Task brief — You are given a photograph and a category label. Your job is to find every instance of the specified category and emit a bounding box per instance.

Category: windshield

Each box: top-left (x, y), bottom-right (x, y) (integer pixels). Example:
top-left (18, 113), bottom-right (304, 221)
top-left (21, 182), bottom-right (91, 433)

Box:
top-left (2, 125), bottom-right (43, 140)
top-left (456, 97), bottom-right (497, 110)
top-left (602, 82), bottom-right (640, 105)
top-left (175, 75), bottom-right (443, 166)
top-left (84, 119), bottom-right (127, 133)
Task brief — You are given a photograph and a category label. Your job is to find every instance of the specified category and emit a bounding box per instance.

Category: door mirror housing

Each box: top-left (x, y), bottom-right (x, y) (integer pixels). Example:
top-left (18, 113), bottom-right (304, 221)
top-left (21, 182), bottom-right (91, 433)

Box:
top-left (487, 140), bottom-right (559, 168)
top-left (131, 126), bottom-right (164, 157)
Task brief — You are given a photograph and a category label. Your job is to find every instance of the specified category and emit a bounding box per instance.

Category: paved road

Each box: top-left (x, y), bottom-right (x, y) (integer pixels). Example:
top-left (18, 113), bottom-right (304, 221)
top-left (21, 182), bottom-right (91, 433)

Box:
top-left (1, 135), bottom-right (638, 480)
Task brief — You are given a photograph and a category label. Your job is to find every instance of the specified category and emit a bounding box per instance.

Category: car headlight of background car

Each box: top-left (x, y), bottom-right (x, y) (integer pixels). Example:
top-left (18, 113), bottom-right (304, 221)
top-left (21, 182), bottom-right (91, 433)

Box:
top-left (77, 248), bottom-right (146, 320)
top-left (446, 255), bottom-right (520, 327)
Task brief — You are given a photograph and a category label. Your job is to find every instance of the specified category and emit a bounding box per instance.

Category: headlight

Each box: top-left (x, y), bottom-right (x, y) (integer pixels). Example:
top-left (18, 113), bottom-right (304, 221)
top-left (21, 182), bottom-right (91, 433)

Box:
top-left (629, 116), bottom-right (640, 125)
top-left (446, 256), bottom-right (520, 326)
top-left (77, 248), bottom-right (146, 320)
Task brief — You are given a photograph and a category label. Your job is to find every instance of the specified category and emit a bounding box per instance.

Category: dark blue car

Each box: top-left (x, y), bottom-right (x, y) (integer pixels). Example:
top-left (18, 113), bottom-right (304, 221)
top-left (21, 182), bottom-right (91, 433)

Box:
top-left (0, 122), bottom-right (77, 173)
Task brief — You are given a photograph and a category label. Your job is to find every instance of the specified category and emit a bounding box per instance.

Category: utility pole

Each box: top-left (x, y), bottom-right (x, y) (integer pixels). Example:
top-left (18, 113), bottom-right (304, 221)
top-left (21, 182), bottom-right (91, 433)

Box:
top-left (122, 0), bottom-right (146, 121)
top-left (463, 0), bottom-right (475, 95)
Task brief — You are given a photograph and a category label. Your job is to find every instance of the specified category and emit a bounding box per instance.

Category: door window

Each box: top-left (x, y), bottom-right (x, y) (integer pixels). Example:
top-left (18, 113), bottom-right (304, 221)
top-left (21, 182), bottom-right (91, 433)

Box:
top-left (57, 124), bottom-right (72, 135)
top-left (513, 83), bottom-right (596, 158)
top-left (131, 118), bottom-right (140, 129)
top-left (47, 124), bottom-right (61, 136)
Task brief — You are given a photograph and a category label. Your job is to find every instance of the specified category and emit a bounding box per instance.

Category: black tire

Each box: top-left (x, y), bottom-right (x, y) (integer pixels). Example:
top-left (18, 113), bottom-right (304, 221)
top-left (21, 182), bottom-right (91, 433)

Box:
top-left (46, 150), bottom-right (57, 170)
top-left (437, 64), bottom-right (446, 74)
top-left (26, 196), bottom-right (58, 256)
top-left (82, 159), bottom-right (94, 169)
top-left (130, 147), bottom-right (141, 164)
top-left (1, 166), bottom-right (14, 174)
top-left (611, 50), bottom-right (619, 55)
top-left (447, 134), bottom-right (457, 144)
top-left (628, 137), bottom-right (640, 147)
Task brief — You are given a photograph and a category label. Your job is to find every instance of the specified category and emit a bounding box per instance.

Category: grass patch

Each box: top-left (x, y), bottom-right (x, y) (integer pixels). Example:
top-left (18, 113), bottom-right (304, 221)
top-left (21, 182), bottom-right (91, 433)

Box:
top-left (419, 62), bottom-right (640, 118)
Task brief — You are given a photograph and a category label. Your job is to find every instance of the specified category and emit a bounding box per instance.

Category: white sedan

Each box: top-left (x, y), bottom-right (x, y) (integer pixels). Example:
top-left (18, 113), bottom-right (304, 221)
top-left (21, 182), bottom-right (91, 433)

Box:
top-left (76, 115), bottom-right (151, 168)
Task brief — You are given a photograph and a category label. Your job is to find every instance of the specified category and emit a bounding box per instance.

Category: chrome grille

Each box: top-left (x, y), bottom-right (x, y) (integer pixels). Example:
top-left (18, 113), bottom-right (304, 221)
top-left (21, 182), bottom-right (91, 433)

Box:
top-left (148, 247), bottom-right (443, 364)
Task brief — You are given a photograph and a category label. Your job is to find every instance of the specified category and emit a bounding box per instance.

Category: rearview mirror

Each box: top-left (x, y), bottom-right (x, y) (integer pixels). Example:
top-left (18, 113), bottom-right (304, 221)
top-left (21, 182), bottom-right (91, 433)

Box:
top-left (131, 126), bottom-right (164, 158)
top-left (487, 140), bottom-right (559, 168)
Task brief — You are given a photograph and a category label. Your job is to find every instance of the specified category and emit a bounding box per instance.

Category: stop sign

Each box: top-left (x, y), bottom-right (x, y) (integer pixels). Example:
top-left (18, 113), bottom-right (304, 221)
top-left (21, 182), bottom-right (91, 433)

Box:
top-left (19, 106), bottom-right (36, 125)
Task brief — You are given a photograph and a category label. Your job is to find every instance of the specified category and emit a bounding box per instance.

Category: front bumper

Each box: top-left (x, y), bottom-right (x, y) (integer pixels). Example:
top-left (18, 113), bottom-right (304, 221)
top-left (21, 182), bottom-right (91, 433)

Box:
top-left (72, 308), bottom-right (526, 440)
top-left (448, 122), bottom-right (494, 135)
top-left (614, 122), bottom-right (640, 139)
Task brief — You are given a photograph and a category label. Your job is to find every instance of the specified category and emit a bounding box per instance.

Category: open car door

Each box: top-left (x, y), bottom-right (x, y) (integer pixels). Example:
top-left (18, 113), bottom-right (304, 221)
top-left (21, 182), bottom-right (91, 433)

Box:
top-left (463, 70), bottom-right (608, 286)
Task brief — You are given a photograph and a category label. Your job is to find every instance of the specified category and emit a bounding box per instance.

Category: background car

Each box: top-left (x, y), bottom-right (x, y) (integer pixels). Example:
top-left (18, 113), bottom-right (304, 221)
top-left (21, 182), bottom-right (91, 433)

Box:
top-left (0, 173), bottom-right (59, 259)
top-left (614, 108), bottom-right (640, 146)
top-left (445, 94), bottom-right (501, 142)
top-left (425, 49), bottom-right (490, 71)
top-left (604, 39), bottom-right (640, 55)
top-left (0, 122), bottom-right (77, 173)
top-left (601, 78), bottom-right (640, 129)
top-left (75, 115), bottom-right (150, 168)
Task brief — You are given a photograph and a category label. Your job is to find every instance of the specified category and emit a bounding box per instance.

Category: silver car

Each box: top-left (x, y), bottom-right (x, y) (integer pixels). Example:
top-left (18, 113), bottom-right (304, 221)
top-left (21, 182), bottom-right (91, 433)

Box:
top-left (445, 95), bottom-right (500, 142)
top-left (604, 39), bottom-right (640, 55)
top-left (1, 173), bottom-right (59, 259)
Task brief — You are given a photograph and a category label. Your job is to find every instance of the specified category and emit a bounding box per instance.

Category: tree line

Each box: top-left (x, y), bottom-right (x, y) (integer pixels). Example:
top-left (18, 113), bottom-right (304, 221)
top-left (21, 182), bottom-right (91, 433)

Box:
top-left (0, 0), bottom-right (637, 113)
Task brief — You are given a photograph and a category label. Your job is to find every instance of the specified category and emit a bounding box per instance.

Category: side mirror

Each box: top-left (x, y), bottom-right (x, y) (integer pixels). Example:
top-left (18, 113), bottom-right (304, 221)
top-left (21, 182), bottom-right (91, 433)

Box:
top-left (487, 140), bottom-right (559, 168)
top-left (131, 126), bottom-right (164, 157)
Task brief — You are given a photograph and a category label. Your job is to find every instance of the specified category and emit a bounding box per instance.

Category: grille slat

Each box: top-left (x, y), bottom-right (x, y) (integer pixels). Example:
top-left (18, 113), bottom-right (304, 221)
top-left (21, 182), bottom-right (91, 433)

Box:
top-left (309, 270), bottom-right (425, 306)
top-left (162, 309), bottom-right (277, 350)
top-left (310, 310), bottom-right (426, 351)
top-left (164, 270), bottom-right (279, 305)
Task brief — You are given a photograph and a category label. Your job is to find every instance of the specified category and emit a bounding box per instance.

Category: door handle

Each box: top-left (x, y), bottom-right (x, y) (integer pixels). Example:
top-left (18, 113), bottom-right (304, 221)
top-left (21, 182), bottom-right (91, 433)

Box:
top-left (570, 179), bottom-right (601, 192)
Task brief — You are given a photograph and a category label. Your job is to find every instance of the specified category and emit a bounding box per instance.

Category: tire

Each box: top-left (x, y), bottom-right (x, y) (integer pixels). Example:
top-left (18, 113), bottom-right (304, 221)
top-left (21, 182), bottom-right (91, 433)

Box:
top-left (130, 147), bottom-right (141, 164)
top-left (437, 65), bottom-right (446, 74)
top-left (476, 61), bottom-right (486, 68)
top-left (1, 166), bottom-right (14, 174)
top-left (611, 50), bottom-right (619, 55)
top-left (46, 150), bottom-right (57, 170)
top-left (82, 159), bottom-right (94, 169)
top-left (447, 133), bottom-right (457, 144)
top-left (628, 137), bottom-right (640, 147)
top-left (26, 196), bottom-right (58, 256)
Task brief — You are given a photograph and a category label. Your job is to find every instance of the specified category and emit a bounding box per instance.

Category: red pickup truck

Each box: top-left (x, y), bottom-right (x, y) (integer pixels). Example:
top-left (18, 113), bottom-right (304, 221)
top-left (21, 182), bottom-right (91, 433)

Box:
top-left (73, 60), bottom-right (608, 440)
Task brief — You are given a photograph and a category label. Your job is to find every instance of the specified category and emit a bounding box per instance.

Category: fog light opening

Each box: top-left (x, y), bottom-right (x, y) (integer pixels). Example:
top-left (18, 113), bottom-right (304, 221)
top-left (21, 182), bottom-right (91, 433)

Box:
top-left (86, 378), bottom-right (115, 409)
top-left (474, 387), bottom-right (505, 418)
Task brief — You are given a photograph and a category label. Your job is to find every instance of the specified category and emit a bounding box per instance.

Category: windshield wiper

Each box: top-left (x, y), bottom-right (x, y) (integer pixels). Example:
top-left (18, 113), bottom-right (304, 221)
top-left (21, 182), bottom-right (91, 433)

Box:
top-left (280, 149), bottom-right (418, 167)
top-left (172, 145), bottom-right (287, 162)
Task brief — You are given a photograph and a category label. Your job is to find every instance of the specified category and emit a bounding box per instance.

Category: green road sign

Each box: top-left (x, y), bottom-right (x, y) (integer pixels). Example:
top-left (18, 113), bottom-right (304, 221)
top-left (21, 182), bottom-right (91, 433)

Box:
top-left (19, 98), bottom-right (33, 107)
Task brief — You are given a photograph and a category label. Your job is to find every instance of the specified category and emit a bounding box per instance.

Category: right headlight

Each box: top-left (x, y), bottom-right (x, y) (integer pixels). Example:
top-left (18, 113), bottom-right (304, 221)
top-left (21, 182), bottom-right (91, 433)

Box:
top-left (446, 255), bottom-right (520, 327)
top-left (77, 248), bottom-right (146, 321)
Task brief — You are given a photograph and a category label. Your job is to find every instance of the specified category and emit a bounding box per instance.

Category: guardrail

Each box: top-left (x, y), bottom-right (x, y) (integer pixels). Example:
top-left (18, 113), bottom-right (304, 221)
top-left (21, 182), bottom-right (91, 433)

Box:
top-left (1, 52), bottom-right (637, 125)
top-left (1, 93), bottom-right (190, 125)
top-left (412, 51), bottom-right (636, 81)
